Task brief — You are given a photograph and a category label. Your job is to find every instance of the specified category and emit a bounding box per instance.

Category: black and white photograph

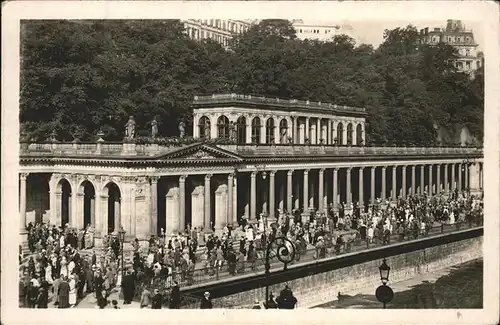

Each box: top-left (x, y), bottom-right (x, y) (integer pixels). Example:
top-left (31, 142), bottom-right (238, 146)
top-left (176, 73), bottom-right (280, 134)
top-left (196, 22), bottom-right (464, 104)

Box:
top-left (2, 1), bottom-right (499, 325)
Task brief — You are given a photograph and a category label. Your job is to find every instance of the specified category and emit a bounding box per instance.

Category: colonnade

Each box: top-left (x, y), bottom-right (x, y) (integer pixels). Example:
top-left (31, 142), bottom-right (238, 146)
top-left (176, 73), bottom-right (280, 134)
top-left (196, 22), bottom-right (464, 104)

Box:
top-left (194, 113), bottom-right (365, 146)
top-left (19, 161), bottom-right (483, 242)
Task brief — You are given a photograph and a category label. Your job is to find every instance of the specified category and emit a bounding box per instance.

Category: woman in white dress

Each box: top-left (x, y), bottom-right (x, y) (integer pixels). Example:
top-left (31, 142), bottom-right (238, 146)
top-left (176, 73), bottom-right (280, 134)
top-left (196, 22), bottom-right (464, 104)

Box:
top-left (45, 264), bottom-right (53, 285)
top-left (68, 274), bottom-right (77, 307)
top-left (60, 257), bottom-right (68, 278)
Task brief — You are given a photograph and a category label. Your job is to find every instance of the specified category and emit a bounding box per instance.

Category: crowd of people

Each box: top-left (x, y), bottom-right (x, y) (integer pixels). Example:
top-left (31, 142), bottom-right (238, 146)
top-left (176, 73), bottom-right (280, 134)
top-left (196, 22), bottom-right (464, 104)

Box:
top-left (19, 189), bottom-right (482, 309)
top-left (19, 222), bottom-right (123, 309)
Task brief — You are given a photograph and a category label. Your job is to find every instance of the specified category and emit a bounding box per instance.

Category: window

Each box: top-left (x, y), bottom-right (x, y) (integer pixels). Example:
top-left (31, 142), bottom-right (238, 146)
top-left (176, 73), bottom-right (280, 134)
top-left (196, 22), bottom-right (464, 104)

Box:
top-left (217, 115), bottom-right (230, 139)
top-left (251, 117), bottom-right (261, 144)
top-left (356, 124), bottom-right (363, 145)
top-left (236, 116), bottom-right (246, 144)
top-left (279, 119), bottom-right (288, 143)
top-left (336, 123), bottom-right (344, 145)
top-left (266, 118), bottom-right (275, 144)
top-left (198, 116), bottom-right (211, 139)
top-left (346, 123), bottom-right (353, 145)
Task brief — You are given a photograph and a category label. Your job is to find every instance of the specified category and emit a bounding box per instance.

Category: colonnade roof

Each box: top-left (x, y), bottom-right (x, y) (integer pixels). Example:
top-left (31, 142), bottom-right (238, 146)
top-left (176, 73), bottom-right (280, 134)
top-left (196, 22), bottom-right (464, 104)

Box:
top-left (192, 94), bottom-right (367, 117)
top-left (19, 141), bottom-right (483, 167)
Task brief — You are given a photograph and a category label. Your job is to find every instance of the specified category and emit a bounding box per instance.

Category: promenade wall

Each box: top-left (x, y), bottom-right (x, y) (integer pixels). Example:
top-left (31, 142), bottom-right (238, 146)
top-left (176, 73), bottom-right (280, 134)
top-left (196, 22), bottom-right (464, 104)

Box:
top-left (181, 227), bottom-right (483, 308)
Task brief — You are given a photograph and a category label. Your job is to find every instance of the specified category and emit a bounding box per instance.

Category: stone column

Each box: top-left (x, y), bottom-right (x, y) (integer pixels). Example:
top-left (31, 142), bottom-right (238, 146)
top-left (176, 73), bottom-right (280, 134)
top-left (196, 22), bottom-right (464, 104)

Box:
top-left (76, 193), bottom-right (84, 230)
top-left (227, 173), bottom-right (233, 224)
top-left (451, 164), bottom-right (456, 191)
top-left (215, 182), bottom-right (228, 232)
top-left (318, 169), bottom-right (324, 212)
top-left (309, 175), bottom-right (315, 209)
top-left (436, 165), bottom-right (441, 194)
top-left (303, 170), bottom-right (309, 212)
top-left (411, 165), bottom-right (416, 195)
top-left (444, 164), bottom-right (449, 193)
top-left (49, 174), bottom-right (58, 226)
top-left (401, 166), bottom-right (407, 198)
top-left (428, 165), bottom-right (433, 195)
top-left (381, 166), bottom-right (386, 201)
top-left (358, 167), bottom-right (364, 207)
top-left (292, 117), bottom-right (298, 144)
top-left (370, 167), bottom-right (375, 204)
top-left (305, 117), bottom-right (310, 142)
top-left (179, 175), bottom-right (187, 232)
top-left (269, 171), bottom-right (276, 218)
top-left (250, 171), bottom-right (257, 219)
top-left (210, 118), bottom-right (217, 139)
top-left (420, 165), bottom-right (425, 195)
top-left (464, 163), bottom-right (469, 191)
top-left (20, 173), bottom-right (28, 231)
top-left (233, 176), bottom-right (238, 224)
top-left (391, 166), bottom-right (397, 200)
top-left (316, 119), bottom-right (321, 143)
top-left (114, 199), bottom-right (121, 232)
top-left (342, 124), bottom-right (348, 145)
top-left (150, 176), bottom-right (158, 235)
top-left (71, 177), bottom-right (78, 228)
top-left (287, 170), bottom-right (293, 212)
top-left (458, 163), bottom-right (463, 192)
top-left (278, 178), bottom-right (285, 211)
top-left (204, 174), bottom-right (211, 230)
top-left (260, 121), bottom-right (266, 144)
top-left (346, 168), bottom-right (352, 206)
top-left (294, 177), bottom-right (300, 210)
top-left (332, 168), bottom-right (338, 211)
top-left (245, 120), bottom-right (251, 144)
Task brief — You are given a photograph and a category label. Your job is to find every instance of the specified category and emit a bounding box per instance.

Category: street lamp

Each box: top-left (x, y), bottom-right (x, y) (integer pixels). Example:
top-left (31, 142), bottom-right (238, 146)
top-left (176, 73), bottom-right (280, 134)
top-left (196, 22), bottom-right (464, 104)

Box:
top-left (375, 258), bottom-right (394, 309)
top-left (118, 225), bottom-right (126, 279)
top-left (263, 215), bottom-right (296, 309)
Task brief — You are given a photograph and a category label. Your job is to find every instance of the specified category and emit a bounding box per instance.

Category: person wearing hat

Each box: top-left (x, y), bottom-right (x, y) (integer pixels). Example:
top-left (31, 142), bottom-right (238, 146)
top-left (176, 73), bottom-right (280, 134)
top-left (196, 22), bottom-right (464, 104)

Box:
top-left (140, 287), bottom-right (152, 309)
top-left (121, 269), bottom-right (135, 305)
top-left (200, 291), bottom-right (213, 309)
top-left (265, 293), bottom-right (278, 309)
top-left (168, 281), bottom-right (181, 309)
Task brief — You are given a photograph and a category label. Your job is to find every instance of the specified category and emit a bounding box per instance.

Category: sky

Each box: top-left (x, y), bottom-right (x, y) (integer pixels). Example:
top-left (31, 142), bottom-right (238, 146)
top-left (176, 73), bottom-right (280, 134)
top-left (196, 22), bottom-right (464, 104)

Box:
top-left (306, 20), bottom-right (484, 51)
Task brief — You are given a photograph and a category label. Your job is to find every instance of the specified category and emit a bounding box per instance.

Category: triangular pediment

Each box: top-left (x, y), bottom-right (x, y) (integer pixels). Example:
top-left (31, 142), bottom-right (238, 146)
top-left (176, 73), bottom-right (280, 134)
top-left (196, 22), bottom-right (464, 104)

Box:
top-left (157, 143), bottom-right (243, 161)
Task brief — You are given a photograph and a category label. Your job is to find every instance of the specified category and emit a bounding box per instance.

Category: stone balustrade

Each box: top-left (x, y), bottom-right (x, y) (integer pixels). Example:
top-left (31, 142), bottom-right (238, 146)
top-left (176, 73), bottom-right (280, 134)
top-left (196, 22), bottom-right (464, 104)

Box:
top-left (20, 141), bottom-right (483, 158)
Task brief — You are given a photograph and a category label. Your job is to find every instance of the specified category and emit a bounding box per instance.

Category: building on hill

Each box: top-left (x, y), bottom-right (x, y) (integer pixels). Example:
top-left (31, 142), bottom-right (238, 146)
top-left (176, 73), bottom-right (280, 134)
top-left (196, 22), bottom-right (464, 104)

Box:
top-left (182, 19), bottom-right (256, 48)
top-left (418, 19), bottom-right (482, 74)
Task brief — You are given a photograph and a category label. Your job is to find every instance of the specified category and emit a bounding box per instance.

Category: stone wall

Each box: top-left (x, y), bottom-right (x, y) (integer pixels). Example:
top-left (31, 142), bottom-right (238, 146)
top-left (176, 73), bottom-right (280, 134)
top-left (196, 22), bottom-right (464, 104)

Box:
top-left (209, 236), bottom-right (482, 309)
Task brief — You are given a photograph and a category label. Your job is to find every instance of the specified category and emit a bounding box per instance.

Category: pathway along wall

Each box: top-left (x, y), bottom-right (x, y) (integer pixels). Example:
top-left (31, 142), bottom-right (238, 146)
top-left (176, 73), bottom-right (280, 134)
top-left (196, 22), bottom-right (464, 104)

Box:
top-left (203, 231), bottom-right (482, 309)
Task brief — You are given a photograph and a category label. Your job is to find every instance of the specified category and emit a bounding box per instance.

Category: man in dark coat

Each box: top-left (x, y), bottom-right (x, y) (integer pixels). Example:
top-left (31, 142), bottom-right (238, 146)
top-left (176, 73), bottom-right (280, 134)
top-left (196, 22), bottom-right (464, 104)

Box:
top-left (151, 289), bottom-right (163, 309)
top-left (200, 291), bottom-right (213, 309)
top-left (168, 282), bottom-right (181, 309)
top-left (265, 293), bottom-right (278, 309)
top-left (121, 270), bottom-right (135, 304)
top-left (58, 276), bottom-right (70, 309)
top-left (36, 287), bottom-right (48, 308)
top-left (276, 284), bottom-right (297, 309)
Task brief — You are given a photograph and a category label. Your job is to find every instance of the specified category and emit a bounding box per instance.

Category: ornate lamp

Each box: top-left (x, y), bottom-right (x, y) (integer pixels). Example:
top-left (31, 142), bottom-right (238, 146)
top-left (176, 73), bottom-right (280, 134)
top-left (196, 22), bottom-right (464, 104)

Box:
top-left (118, 225), bottom-right (126, 242)
top-left (378, 258), bottom-right (390, 285)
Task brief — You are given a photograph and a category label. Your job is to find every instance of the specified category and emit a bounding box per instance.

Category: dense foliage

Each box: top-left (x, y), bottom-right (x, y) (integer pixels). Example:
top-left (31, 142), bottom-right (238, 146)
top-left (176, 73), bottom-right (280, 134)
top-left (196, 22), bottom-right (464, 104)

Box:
top-left (20, 20), bottom-right (484, 144)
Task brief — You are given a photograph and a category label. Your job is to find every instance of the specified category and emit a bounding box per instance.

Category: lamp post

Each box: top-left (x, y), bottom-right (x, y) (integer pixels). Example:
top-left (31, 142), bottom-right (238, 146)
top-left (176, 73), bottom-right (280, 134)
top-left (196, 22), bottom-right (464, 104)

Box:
top-left (263, 214), bottom-right (296, 309)
top-left (118, 225), bottom-right (126, 280)
top-left (375, 258), bottom-right (393, 309)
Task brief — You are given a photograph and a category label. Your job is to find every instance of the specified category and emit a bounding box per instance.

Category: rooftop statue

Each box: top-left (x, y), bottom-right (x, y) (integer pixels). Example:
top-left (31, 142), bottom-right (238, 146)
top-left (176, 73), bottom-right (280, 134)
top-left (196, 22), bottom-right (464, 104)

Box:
top-left (179, 121), bottom-right (186, 138)
top-left (125, 116), bottom-right (136, 140)
top-left (151, 118), bottom-right (158, 138)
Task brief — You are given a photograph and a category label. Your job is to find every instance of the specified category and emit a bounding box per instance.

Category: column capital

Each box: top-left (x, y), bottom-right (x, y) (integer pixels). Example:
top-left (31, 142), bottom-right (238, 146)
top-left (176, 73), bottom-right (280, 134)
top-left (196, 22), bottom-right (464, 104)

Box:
top-left (304, 169), bottom-right (310, 175)
top-left (346, 167), bottom-right (352, 172)
top-left (179, 175), bottom-right (188, 182)
top-left (205, 173), bottom-right (213, 181)
top-left (287, 170), bottom-right (294, 176)
top-left (402, 165), bottom-right (407, 170)
top-left (227, 173), bottom-right (234, 180)
top-left (251, 171), bottom-right (257, 178)
top-left (381, 166), bottom-right (387, 170)
top-left (150, 176), bottom-right (159, 183)
top-left (269, 170), bottom-right (276, 177)
top-left (358, 166), bottom-right (364, 171)
top-left (319, 168), bottom-right (325, 173)
top-left (20, 173), bottom-right (29, 180)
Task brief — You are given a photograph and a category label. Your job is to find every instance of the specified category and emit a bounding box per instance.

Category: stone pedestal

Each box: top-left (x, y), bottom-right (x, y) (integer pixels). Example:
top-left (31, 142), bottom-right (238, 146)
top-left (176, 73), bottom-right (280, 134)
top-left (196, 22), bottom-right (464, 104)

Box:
top-left (191, 185), bottom-right (205, 229)
top-left (215, 183), bottom-right (228, 231)
top-left (166, 186), bottom-right (180, 235)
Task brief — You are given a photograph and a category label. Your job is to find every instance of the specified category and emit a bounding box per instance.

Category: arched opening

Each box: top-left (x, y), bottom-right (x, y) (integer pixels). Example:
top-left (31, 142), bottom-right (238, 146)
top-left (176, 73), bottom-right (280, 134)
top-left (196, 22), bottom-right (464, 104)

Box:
top-left (25, 174), bottom-right (50, 225)
top-left (236, 116), bottom-right (247, 144)
top-left (266, 118), bottom-right (275, 144)
top-left (217, 115), bottom-right (230, 139)
top-left (57, 179), bottom-right (72, 227)
top-left (356, 124), bottom-right (363, 146)
top-left (198, 116), bottom-right (211, 139)
top-left (337, 123), bottom-right (344, 145)
top-left (251, 117), bottom-right (261, 144)
top-left (347, 123), bottom-right (354, 145)
top-left (80, 181), bottom-right (96, 229)
top-left (279, 119), bottom-right (288, 144)
top-left (105, 182), bottom-right (121, 234)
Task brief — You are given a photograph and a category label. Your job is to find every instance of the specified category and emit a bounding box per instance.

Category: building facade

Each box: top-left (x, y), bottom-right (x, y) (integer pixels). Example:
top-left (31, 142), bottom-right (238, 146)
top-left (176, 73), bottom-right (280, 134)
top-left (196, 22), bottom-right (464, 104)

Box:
top-left (19, 94), bottom-right (483, 246)
top-left (291, 19), bottom-right (344, 42)
top-left (182, 19), bottom-right (256, 47)
top-left (419, 19), bottom-right (483, 73)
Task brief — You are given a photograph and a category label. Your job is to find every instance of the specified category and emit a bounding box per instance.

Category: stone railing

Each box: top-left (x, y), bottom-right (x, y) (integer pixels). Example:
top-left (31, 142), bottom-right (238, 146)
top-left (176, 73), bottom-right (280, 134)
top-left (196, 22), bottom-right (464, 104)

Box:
top-left (193, 93), bottom-right (366, 113)
top-left (19, 141), bottom-right (484, 158)
top-left (225, 144), bottom-right (483, 157)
